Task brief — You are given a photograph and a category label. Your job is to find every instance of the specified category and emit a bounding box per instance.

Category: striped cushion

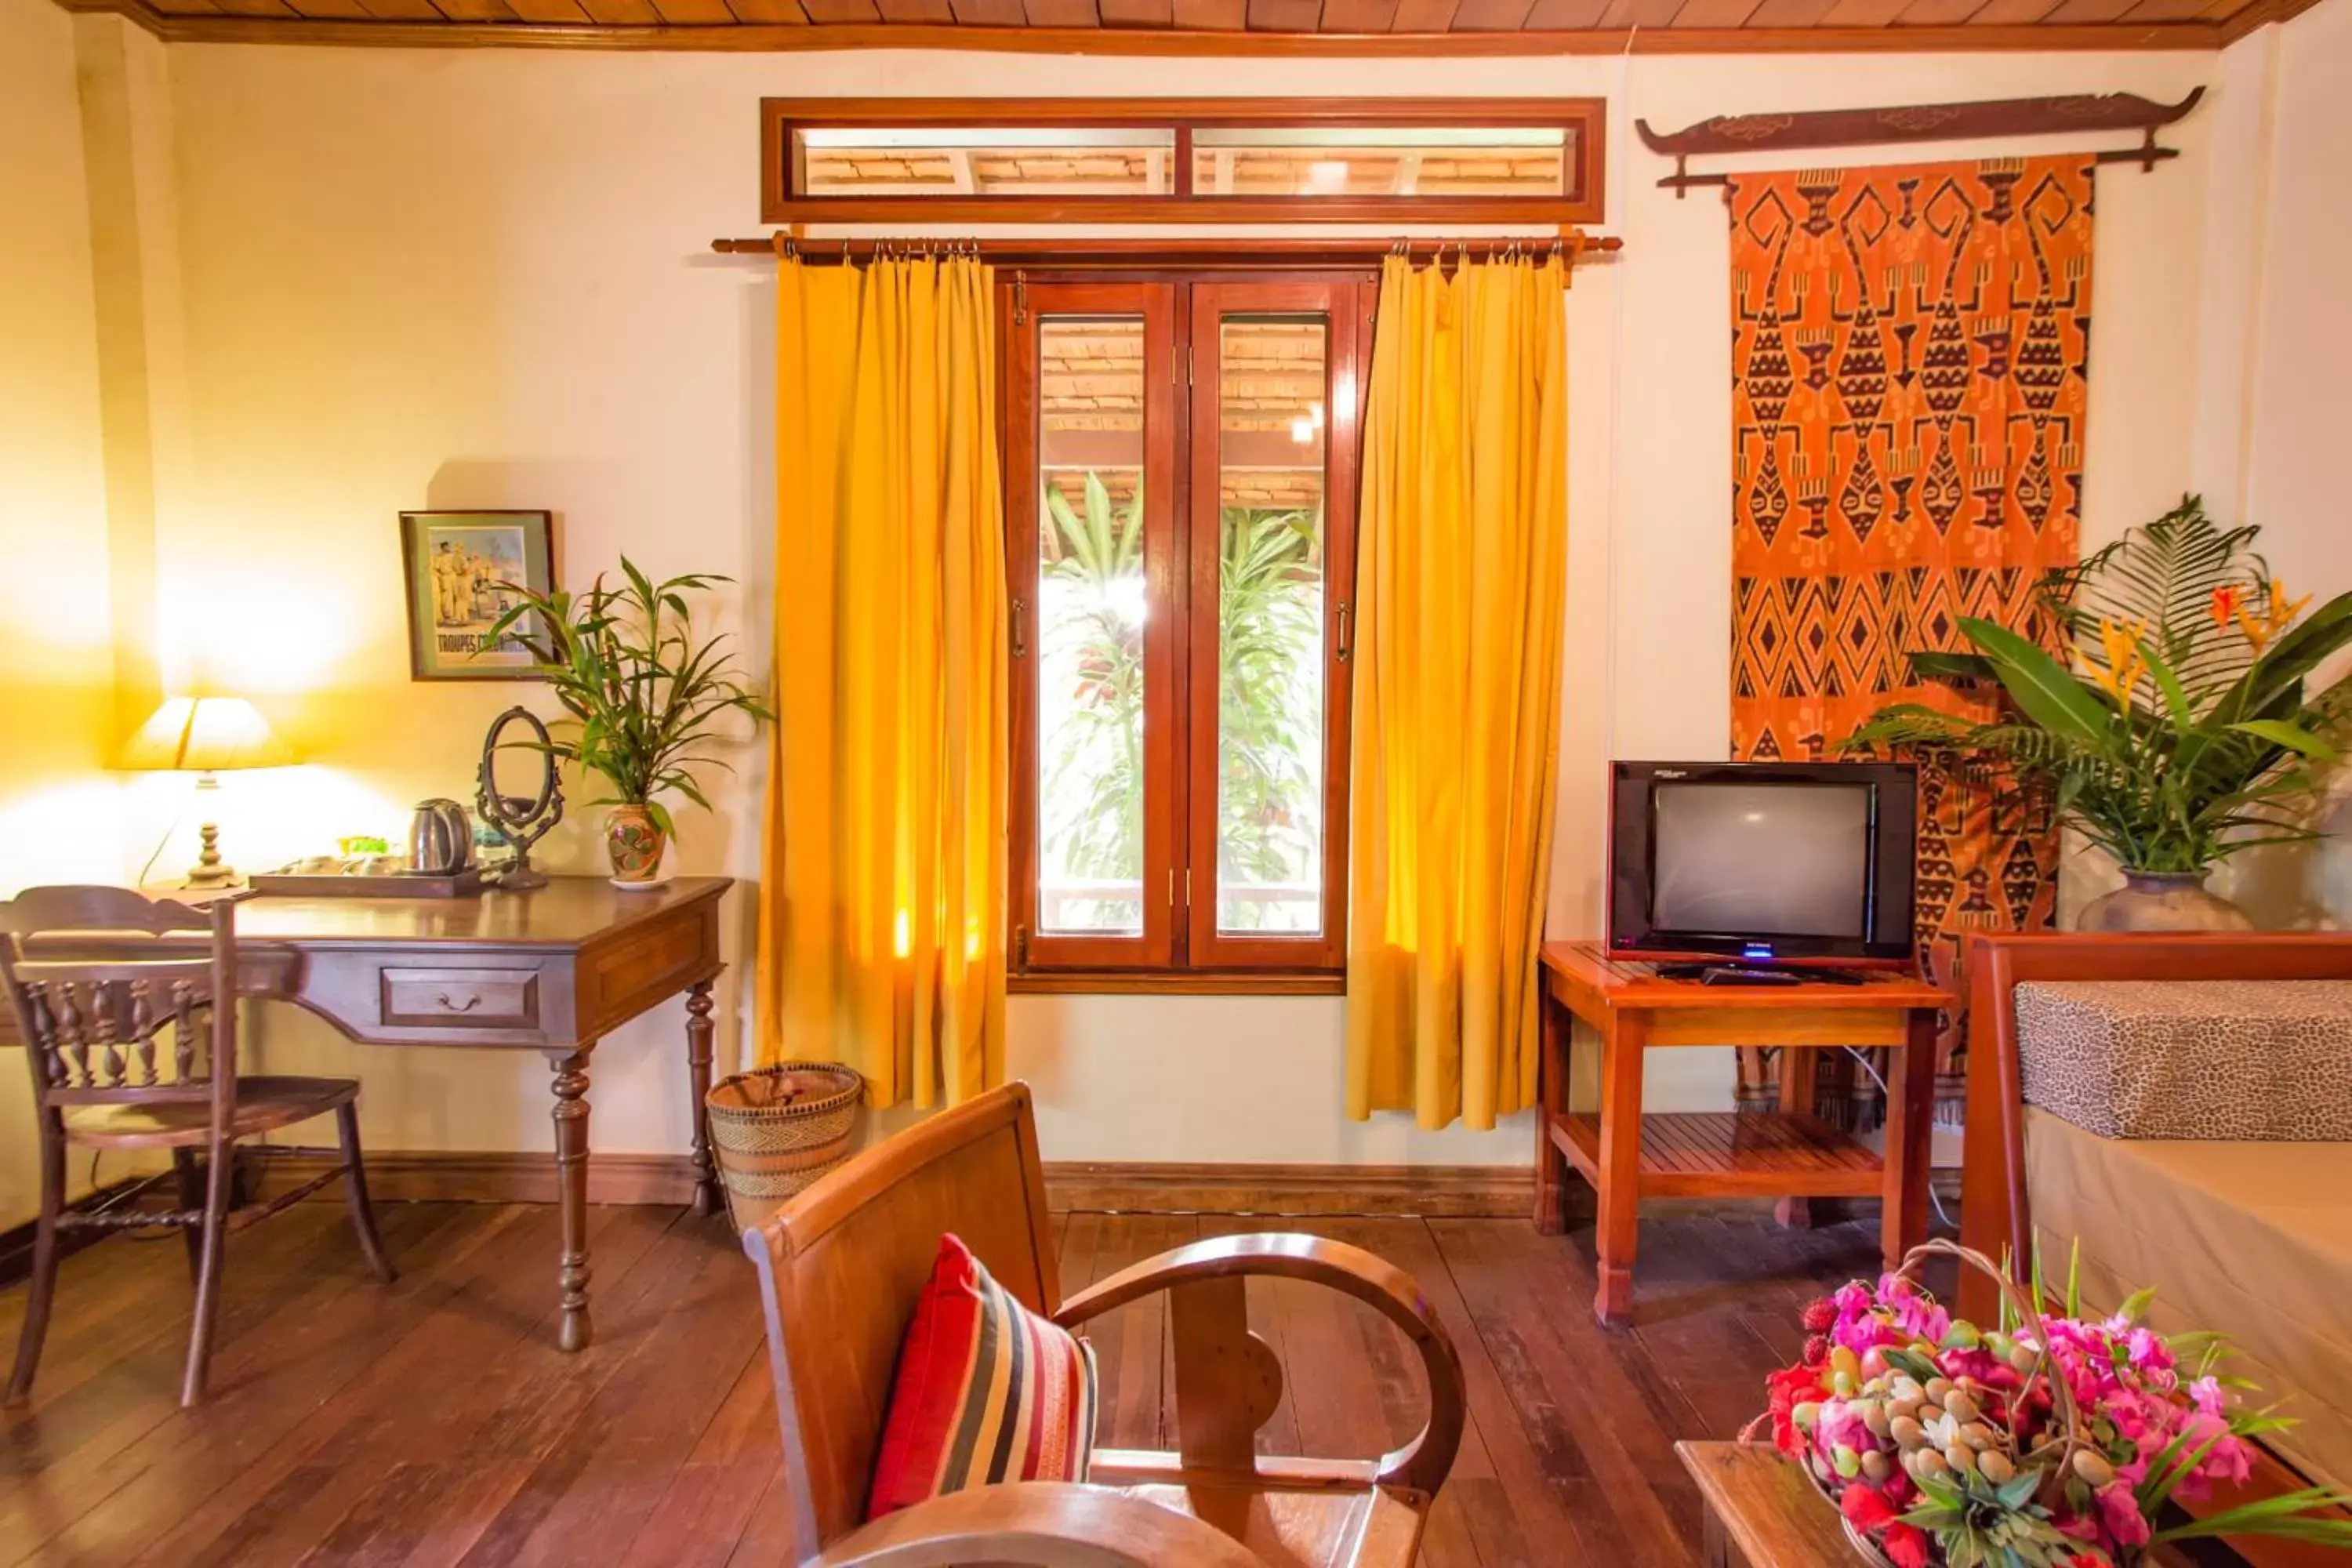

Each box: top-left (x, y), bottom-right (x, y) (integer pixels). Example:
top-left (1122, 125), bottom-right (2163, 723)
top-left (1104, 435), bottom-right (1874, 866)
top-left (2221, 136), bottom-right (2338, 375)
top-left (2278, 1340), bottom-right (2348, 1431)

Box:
top-left (865, 1232), bottom-right (1098, 1521)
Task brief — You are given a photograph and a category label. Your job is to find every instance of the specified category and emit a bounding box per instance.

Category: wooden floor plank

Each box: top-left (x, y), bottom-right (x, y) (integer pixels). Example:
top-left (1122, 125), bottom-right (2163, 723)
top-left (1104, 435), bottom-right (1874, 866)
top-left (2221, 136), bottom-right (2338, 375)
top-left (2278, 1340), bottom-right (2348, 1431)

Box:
top-left (2, 1196), bottom-right (1884, 1566)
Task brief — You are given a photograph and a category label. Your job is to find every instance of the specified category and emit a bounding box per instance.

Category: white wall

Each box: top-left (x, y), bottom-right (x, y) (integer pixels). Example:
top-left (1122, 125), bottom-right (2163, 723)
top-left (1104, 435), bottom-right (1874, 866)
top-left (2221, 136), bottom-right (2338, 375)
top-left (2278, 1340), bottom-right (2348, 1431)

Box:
top-left (18, 20), bottom-right (2339, 1181)
top-left (0, 0), bottom-right (129, 1221)
top-left (138, 40), bottom-right (2237, 1169)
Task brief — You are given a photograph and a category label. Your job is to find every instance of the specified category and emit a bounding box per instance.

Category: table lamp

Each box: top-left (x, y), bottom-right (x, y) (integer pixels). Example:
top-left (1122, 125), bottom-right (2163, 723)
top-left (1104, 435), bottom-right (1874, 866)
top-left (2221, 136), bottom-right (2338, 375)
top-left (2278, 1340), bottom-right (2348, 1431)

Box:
top-left (119, 695), bottom-right (296, 887)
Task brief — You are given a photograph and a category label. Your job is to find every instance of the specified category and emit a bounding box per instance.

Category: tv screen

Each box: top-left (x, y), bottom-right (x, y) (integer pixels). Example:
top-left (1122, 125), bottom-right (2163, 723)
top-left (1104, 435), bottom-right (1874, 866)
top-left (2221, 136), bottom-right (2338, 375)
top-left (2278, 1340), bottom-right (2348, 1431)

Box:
top-left (1652, 782), bottom-right (1872, 940)
top-left (1609, 761), bottom-right (1917, 964)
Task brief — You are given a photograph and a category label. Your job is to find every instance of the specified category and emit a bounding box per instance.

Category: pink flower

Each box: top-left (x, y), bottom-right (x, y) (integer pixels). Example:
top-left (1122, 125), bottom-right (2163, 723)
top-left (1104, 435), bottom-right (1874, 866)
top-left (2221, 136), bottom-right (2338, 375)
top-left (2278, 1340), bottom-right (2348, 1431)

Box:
top-left (2190, 1376), bottom-right (2228, 1421)
top-left (1815, 1399), bottom-right (1872, 1457)
top-left (1877, 1272), bottom-right (1952, 1344)
top-left (2096, 1482), bottom-right (2152, 1548)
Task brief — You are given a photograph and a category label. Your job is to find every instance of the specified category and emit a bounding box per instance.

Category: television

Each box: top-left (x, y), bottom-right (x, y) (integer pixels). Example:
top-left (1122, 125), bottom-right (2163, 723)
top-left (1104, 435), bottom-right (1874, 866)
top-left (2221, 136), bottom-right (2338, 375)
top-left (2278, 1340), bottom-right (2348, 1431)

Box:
top-left (1608, 760), bottom-right (1917, 967)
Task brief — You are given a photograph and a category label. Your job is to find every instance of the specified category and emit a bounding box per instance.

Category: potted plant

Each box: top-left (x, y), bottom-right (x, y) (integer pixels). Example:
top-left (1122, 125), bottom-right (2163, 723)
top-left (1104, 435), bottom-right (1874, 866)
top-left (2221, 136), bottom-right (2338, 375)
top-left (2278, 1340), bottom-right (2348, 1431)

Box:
top-left (485, 560), bottom-right (771, 887)
top-left (1849, 497), bottom-right (2352, 931)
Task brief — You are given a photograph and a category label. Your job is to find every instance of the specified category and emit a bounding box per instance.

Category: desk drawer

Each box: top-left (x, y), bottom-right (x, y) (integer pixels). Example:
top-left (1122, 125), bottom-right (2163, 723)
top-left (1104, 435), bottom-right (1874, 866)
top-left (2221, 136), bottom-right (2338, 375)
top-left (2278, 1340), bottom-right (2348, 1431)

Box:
top-left (380, 967), bottom-right (543, 1029)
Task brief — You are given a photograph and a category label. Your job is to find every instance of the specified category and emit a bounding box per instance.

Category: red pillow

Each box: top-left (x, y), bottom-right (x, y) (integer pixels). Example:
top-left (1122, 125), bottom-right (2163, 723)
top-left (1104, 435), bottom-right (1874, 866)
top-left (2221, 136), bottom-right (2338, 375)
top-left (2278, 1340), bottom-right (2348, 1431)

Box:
top-left (866, 1232), bottom-right (1098, 1521)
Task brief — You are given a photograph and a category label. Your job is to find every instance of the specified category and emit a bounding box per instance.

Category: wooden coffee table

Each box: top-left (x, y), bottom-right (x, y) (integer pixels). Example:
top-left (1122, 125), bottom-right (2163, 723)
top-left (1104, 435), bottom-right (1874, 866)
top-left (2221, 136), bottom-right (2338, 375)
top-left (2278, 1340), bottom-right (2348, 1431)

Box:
top-left (1534, 941), bottom-right (1951, 1323)
top-left (1679, 1442), bottom-right (1851, 1567)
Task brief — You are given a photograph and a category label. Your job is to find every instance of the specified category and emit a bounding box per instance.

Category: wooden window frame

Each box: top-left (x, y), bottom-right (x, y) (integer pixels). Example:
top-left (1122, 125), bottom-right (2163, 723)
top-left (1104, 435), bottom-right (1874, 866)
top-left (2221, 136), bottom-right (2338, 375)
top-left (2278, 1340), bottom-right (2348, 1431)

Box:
top-left (1004, 271), bottom-right (1373, 995)
top-left (760, 97), bottom-right (1606, 227)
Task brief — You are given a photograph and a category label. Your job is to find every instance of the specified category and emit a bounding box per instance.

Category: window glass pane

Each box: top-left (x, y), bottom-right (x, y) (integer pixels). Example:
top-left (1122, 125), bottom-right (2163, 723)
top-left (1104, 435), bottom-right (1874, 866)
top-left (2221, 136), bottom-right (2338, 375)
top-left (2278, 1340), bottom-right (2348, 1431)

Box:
top-left (1192, 127), bottom-right (1569, 198)
top-left (1216, 315), bottom-right (1327, 936)
top-left (1036, 317), bottom-right (1149, 935)
top-left (796, 128), bottom-right (1176, 197)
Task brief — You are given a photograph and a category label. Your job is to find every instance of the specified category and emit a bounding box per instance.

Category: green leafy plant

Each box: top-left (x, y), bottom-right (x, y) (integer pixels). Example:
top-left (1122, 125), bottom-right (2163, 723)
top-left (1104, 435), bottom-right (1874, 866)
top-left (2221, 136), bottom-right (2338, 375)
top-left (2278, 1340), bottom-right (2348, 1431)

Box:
top-left (1034, 474), bottom-right (1327, 930)
top-left (484, 559), bottom-right (772, 841)
top-left (1038, 473), bottom-right (1148, 922)
top-left (1847, 496), bottom-right (2352, 874)
top-left (1214, 506), bottom-right (1323, 928)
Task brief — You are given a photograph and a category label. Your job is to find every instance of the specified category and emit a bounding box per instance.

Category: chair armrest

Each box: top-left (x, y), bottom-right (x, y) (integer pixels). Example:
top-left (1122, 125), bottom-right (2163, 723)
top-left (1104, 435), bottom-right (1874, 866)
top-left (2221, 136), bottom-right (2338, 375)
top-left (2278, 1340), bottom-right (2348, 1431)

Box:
top-left (807, 1481), bottom-right (1266, 1566)
top-left (1051, 1232), bottom-right (1465, 1496)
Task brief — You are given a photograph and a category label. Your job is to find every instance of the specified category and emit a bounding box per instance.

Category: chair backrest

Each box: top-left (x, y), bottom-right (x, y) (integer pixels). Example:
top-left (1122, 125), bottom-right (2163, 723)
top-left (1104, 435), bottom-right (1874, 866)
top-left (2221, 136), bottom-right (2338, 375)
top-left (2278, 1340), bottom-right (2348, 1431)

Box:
top-left (0, 887), bottom-right (238, 1131)
top-left (741, 1080), bottom-right (1062, 1565)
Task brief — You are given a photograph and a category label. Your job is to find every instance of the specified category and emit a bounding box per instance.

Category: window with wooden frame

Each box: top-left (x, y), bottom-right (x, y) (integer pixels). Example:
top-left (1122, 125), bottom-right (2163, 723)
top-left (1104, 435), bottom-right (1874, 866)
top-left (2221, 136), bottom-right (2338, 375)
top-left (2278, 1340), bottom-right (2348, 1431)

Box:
top-left (760, 99), bottom-right (1605, 227)
top-left (1005, 274), bottom-right (1372, 992)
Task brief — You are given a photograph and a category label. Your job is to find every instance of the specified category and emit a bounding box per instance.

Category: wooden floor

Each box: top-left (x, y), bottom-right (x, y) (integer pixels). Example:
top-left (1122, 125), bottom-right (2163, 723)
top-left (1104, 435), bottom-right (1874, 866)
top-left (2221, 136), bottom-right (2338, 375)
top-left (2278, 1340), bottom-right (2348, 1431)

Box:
top-left (0, 1197), bottom-right (1892, 1566)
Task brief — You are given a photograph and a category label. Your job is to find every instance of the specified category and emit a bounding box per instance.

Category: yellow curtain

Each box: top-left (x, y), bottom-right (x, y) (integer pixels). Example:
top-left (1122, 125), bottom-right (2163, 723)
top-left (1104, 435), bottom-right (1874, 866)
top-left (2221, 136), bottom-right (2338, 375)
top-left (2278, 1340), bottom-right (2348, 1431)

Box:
top-left (756, 256), bottom-right (1007, 1109)
top-left (1346, 254), bottom-right (1570, 1131)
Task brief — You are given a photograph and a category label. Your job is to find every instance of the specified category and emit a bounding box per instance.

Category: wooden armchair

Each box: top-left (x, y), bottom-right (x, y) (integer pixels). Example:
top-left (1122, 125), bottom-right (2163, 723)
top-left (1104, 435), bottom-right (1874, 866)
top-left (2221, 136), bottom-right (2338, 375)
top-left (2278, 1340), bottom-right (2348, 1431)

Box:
top-left (741, 1082), bottom-right (1466, 1567)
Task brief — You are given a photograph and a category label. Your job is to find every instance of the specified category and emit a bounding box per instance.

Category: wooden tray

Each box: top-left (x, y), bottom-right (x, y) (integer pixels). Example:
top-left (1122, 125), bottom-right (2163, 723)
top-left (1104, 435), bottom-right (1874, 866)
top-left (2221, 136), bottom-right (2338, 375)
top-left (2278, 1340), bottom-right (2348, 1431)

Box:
top-left (249, 867), bottom-right (486, 898)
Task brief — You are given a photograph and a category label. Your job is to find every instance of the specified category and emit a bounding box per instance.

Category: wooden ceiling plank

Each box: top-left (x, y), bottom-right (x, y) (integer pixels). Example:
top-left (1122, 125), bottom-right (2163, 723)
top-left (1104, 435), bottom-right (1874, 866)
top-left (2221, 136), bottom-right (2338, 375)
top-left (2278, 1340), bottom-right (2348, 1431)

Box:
top-left (1317, 0), bottom-right (1399, 23)
top-left (1171, 0), bottom-right (1247, 22)
top-left (1740, 0), bottom-right (1838, 21)
top-left (1594, 0), bottom-right (1686, 24)
top-left (2038, 0), bottom-right (2137, 17)
top-left (1668, 0), bottom-right (1766, 24)
top-left (725, 0), bottom-right (810, 20)
top-left (1892, 0), bottom-right (1986, 21)
top-left (648, 0), bottom-right (738, 16)
top-left (1961, 0), bottom-right (2059, 18)
top-left (1390, 0), bottom-right (1459, 24)
top-left (502, 0), bottom-right (592, 16)
top-left (800, 0), bottom-right (881, 17)
top-left (575, 0), bottom-right (656, 18)
top-left (1519, 0), bottom-right (1610, 19)
top-left (948, 0), bottom-right (1029, 21)
top-left (1247, 0), bottom-right (1322, 23)
top-left (355, 0), bottom-right (448, 18)
top-left (285, 0), bottom-right (375, 17)
top-left (1447, 0), bottom-right (1534, 24)
top-left (1022, 0), bottom-right (1102, 21)
top-left (1813, 0), bottom-right (1912, 24)
top-left (204, 0), bottom-right (301, 16)
top-left (1098, 0), bottom-right (1174, 24)
top-left (141, 0), bottom-right (223, 13)
top-left (2121, 0), bottom-right (2217, 19)
top-left (876, 0), bottom-right (956, 19)
top-left (426, 0), bottom-right (520, 18)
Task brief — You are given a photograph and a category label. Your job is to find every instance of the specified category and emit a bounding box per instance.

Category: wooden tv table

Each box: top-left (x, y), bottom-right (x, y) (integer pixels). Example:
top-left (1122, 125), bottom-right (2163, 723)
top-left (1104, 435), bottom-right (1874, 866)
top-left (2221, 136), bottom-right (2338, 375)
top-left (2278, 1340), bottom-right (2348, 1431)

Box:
top-left (1534, 941), bottom-right (1950, 1324)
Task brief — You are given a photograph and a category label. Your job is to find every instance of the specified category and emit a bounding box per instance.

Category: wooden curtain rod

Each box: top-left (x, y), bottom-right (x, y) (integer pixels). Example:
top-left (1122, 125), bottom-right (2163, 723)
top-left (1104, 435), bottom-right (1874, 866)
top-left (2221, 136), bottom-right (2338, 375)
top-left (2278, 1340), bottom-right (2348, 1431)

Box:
top-left (708, 234), bottom-right (1623, 267)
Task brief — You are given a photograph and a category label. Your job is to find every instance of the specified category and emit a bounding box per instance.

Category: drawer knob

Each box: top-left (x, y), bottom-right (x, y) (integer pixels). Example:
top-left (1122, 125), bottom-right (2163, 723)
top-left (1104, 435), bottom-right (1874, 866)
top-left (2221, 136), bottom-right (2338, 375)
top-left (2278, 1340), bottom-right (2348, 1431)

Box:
top-left (436, 993), bottom-right (483, 1013)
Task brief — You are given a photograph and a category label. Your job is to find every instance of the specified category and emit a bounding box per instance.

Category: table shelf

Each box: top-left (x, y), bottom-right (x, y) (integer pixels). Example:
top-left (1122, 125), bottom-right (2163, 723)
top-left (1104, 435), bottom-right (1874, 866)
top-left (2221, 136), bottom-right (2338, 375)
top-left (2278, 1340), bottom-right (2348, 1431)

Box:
top-left (1551, 1110), bottom-right (1882, 1199)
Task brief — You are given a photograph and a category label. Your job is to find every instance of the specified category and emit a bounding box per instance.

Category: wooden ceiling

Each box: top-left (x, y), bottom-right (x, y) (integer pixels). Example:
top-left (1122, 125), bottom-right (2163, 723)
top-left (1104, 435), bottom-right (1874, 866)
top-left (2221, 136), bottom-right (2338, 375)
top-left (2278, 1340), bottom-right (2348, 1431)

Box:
top-left (59, 0), bottom-right (2321, 52)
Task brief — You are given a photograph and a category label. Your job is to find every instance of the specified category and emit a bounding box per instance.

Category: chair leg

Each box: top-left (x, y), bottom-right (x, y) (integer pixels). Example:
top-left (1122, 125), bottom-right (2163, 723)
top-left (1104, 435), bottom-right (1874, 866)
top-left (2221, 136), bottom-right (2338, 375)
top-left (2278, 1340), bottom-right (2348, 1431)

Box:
top-left (336, 1102), bottom-right (396, 1285)
top-left (5, 1131), bottom-right (67, 1406)
top-left (172, 1148), bottom-right (205, 1284)
top-left (180, 1138), bottom-right (234, 1408)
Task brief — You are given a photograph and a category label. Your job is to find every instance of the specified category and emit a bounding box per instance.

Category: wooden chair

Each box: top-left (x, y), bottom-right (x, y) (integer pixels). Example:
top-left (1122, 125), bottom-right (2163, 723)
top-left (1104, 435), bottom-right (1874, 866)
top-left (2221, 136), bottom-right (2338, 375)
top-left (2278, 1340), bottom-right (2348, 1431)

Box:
top-left (741, 1082), bottom-right (1466, 1567)
top-left (0, 886), bottom-right (395, 1409)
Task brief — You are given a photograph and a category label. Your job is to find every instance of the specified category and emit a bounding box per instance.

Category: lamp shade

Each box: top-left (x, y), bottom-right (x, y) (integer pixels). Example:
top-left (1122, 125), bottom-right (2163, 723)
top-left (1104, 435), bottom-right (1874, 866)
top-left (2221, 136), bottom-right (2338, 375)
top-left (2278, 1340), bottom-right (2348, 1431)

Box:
top-left (118, 695), bottom-right (296, 773)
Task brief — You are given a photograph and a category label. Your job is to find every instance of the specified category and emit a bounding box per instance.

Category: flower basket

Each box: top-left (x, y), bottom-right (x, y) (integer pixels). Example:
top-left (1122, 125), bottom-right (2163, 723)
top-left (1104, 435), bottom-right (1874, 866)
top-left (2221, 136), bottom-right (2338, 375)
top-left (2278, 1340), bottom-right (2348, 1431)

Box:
top-left (705, 1062), bottom-right (863, 1234)
top-left (1752, 1237), bottom-right (2352, 1568)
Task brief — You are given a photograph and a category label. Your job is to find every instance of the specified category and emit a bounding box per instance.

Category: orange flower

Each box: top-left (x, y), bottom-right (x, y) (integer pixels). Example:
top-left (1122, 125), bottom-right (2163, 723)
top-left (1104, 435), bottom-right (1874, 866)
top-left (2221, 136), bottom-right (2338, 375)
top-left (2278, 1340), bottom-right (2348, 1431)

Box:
top-left (2082, 616), bottom-right (2148, 703)
top-left (2209, 585), bottom-right (2241, 631)
top-left (2234, 578), bottom-right (2310, 655)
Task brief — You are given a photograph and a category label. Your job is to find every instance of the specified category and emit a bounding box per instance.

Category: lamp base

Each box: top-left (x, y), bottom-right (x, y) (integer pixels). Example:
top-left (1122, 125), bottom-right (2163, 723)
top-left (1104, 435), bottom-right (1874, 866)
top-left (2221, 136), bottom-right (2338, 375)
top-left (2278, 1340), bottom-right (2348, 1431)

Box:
top-left (184, 818), bottom-right (238, 887)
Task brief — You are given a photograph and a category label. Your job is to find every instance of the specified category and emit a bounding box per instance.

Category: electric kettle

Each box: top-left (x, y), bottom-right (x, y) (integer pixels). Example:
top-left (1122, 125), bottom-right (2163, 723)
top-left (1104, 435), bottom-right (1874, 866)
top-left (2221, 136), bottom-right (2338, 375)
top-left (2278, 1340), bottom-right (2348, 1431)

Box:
top-left (408, 799), bottom-right (474, 875)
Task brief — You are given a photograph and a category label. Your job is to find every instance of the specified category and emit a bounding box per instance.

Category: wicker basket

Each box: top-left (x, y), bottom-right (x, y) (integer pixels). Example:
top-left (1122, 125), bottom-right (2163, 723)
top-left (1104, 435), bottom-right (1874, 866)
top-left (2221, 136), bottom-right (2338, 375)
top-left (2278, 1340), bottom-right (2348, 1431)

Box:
top-left (705, 1062), bottom-right (864, 1234)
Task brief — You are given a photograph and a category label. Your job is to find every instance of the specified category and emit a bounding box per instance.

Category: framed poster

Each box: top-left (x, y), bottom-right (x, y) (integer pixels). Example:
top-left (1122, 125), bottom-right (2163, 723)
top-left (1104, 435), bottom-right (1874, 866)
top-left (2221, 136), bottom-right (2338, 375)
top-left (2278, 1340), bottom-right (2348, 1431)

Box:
top-left (399, 510), bottom-right (556, 681)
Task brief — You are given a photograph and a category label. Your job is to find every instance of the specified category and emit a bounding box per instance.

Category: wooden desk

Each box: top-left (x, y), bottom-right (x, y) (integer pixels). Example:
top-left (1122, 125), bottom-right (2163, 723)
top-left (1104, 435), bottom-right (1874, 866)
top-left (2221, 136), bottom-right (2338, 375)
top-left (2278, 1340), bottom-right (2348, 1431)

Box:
top-left (1534, 942), bottom-right (1949, 1324)
top-left (9, 877), bottom-right (732, 1353)
top-left (1678, 1442), bottom-right (1850, 1568)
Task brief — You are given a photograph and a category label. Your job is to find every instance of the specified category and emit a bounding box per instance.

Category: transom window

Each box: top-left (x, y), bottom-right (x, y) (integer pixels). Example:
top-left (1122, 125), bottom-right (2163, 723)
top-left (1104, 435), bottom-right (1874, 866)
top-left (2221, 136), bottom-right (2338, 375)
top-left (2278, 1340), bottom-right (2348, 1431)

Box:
top-left (762, 99), bottom-right (1605, 226)
top-left (1004, 276), bottom-right (1371, 986)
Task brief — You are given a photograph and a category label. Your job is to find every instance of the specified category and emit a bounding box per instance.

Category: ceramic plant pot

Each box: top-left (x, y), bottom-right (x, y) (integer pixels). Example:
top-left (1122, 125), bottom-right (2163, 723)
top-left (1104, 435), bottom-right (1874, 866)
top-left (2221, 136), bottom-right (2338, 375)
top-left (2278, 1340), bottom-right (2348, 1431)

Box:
top-left (604, 804), bottom-right (668, 888)
top-left (2075, 869), bottom-right (2256, 933)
